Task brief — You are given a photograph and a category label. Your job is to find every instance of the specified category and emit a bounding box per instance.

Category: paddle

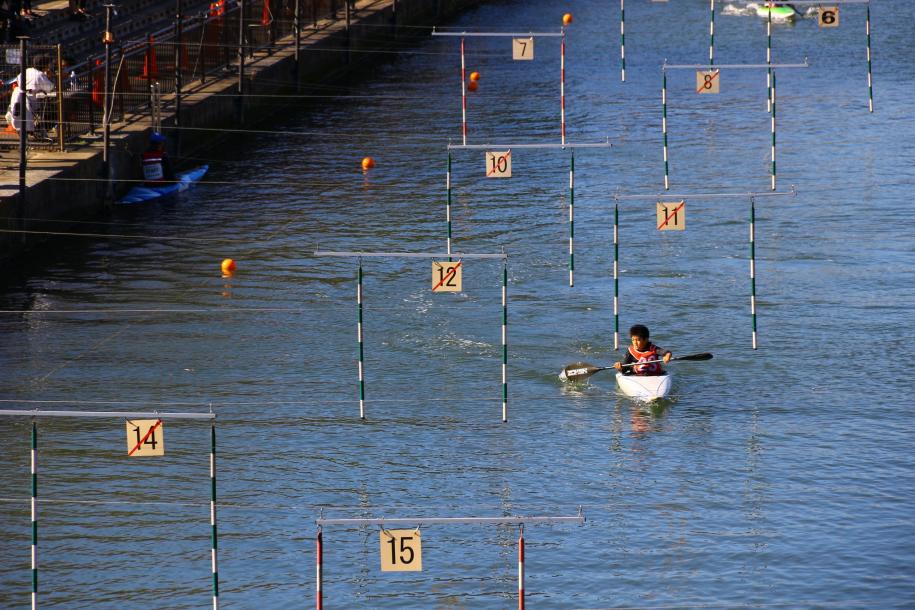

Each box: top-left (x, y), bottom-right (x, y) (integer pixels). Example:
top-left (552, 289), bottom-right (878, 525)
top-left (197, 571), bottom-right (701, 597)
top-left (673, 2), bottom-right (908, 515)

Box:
top-left (559, 352), bottom-right (713, 382)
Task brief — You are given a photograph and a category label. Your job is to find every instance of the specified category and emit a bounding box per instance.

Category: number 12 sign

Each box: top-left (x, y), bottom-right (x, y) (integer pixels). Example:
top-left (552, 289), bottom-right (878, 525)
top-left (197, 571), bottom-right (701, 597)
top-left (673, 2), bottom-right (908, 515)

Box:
top-left (380, 529), bottom-right (423, 571)
top-left (432, 261), bottom-right (462, 292)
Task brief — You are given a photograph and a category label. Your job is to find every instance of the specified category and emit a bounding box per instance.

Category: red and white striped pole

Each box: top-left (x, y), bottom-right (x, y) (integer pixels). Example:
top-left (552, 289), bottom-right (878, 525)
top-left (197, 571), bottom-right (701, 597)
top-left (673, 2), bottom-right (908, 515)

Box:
top-left (560, 32), bottom-right (566, 145)
top-left (316, 529), bottom-right (323, 610)
top-left (518, 526), bottom-right (525, 610)
top-left (460, 38), bottom-right (467, 145)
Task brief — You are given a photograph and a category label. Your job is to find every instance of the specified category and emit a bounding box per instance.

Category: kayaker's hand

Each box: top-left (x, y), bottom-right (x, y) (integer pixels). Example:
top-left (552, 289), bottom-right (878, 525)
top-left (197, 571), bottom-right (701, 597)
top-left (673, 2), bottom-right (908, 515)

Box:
top-left (663, 352), bottom-right (672, 363)
top-left (613, 362), bottom-right (622, 370)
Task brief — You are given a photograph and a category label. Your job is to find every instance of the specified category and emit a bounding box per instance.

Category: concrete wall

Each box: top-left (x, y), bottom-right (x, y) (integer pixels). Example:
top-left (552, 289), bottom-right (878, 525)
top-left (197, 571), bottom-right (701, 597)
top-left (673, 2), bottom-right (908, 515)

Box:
top-left (0, 0), bottom-right (482, 262)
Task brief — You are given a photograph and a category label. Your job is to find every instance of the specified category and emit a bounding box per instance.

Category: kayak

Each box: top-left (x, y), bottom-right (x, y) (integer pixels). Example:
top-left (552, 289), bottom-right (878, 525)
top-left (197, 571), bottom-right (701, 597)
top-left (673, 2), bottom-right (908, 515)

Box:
top-left (752, 4), bottom-right (797, 22)
top-left (616, 373), bottom-right (672, 401)
top-left (117, 165), bottom-right (209, 204)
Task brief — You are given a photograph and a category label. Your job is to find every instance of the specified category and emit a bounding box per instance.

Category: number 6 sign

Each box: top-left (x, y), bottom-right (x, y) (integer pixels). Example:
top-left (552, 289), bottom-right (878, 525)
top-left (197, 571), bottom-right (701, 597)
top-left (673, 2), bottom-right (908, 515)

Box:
top-left (380, 529), bottom-right (423, 572)
top-left (818, 6), bottom-right (839, 27)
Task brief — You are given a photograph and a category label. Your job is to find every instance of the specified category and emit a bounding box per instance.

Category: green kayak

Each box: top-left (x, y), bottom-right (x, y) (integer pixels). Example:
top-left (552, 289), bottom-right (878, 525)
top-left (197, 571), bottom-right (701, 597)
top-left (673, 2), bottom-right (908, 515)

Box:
top-left (754, 4), bottom-right (798, 21)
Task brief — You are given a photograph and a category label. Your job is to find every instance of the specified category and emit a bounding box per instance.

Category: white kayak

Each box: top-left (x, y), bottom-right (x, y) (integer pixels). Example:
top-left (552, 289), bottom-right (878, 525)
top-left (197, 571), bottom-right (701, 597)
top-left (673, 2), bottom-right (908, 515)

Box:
top-left (616, 373), bottom-right (672, 401)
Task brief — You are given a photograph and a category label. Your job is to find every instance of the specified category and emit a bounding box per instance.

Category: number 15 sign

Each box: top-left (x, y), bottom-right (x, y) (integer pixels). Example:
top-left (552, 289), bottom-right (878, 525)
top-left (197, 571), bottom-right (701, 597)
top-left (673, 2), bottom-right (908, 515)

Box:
top-left (380, 529), bottom-right (423, 571)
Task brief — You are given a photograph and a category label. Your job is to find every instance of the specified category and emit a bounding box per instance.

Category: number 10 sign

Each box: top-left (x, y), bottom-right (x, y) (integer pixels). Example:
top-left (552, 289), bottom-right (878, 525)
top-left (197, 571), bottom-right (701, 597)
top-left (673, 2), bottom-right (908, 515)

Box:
top-left (380, 529), bottom-right (423, 571)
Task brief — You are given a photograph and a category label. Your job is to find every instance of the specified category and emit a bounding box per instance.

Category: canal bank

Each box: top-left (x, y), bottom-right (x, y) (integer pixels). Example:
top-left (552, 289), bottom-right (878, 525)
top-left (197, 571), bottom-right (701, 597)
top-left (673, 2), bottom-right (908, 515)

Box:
top-left (0, 0), bottom-right (482, 262)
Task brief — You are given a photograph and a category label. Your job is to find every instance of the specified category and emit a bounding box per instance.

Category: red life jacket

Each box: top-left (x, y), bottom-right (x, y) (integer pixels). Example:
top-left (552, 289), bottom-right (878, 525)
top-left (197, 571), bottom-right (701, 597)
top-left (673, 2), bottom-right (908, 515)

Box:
top-left (628, 343), bottom-right (662, 375)
top-left (142, 150), bottom-right (165, 184)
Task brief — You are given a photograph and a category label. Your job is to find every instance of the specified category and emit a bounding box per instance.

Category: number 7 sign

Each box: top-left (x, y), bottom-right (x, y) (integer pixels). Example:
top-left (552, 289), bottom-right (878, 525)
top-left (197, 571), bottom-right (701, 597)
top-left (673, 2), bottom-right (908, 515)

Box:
top-left (513, 37), bottom-right (534, 60)
top-left (380, 529), bottom-right (423, 572)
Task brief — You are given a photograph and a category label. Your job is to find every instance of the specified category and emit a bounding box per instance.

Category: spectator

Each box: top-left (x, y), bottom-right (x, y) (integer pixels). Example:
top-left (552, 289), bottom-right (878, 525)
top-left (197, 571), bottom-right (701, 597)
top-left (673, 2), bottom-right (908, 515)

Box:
top-left (5, 54), bottom-right (55, 135)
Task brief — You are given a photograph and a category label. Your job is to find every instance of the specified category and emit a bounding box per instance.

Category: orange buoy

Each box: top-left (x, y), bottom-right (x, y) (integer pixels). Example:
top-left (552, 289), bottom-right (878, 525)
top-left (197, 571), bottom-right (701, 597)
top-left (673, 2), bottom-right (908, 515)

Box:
top-left (221, 258), bottom-right (236, 275)
top-left (562, 12), bottom-right (573, 25)
top-left (469, 71), bottom-right (480, 82)
top-left (361, 156), bottom-right (375, 171)
top-left (467, 80), bottom-right (479, 92)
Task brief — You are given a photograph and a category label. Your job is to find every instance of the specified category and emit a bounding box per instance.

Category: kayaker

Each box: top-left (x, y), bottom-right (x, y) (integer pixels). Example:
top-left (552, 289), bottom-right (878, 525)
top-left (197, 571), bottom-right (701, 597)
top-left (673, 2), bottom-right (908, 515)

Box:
top-left (142, 131), bottom-right (175, 185)
top-left (614, 324), bottom-right (672, 376)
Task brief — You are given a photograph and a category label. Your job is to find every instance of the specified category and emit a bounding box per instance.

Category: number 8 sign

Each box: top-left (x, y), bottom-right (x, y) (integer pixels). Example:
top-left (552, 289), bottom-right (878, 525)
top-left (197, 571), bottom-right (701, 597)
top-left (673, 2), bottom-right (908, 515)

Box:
top-left (696, 70), bottom-right (720, 94)
top-left (380, 529), bottom-right (423, 572)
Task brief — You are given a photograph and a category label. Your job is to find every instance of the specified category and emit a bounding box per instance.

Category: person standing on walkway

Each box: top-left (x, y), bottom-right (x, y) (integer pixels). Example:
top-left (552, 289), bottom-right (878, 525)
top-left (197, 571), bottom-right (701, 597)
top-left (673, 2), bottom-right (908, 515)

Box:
top-left (5, 54), bottom-right (55, 136)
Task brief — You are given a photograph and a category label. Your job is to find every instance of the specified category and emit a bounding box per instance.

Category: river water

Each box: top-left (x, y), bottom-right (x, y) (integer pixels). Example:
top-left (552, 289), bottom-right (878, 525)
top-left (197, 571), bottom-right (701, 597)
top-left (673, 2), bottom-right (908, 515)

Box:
top-left (1, 1), bottom-right (914, 608)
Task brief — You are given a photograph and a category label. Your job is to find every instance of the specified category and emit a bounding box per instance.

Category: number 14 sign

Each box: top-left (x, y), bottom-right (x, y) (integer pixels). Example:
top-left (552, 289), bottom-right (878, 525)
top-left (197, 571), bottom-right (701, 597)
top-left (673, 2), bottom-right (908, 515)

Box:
top-left (380, 529), bottom-right (423, 571)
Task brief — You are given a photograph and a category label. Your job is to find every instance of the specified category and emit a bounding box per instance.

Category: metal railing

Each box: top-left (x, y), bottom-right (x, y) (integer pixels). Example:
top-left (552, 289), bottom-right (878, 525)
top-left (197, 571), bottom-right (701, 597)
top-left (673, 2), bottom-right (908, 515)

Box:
top-left (1, 0), bottom-right (357, 150)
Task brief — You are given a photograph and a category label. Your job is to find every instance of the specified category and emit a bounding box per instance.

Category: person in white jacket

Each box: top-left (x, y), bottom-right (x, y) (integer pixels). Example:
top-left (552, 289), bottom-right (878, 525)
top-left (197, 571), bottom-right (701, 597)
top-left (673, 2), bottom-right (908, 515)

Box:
top-left (6, 55), bottom-right (54, 134)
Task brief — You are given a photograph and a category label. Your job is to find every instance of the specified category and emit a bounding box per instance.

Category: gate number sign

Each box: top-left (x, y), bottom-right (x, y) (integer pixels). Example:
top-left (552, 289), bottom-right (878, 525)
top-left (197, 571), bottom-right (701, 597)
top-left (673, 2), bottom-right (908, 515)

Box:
top-left (657, 201), bottom-right (685, 231)
top-left (818, 7), bottom-right (839, 27)
top-left (512, 37), bottom-right (534, 60)
top-left (432, 261), bottom-right (462, 292)
top-left (696, 70), bottom-right (720, 94)
top-left (380, 529), bottom-right (423, 572)
top-left (486, 150), bottom-right (512, 178)
top-left (127, 419), bottom-right (165, 456)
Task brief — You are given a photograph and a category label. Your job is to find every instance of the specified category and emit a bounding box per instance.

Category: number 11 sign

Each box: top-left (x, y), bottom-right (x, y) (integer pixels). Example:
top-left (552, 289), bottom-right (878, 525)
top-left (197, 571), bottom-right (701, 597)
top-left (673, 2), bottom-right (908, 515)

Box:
top-left (380, 529), bottom-right (423, 571)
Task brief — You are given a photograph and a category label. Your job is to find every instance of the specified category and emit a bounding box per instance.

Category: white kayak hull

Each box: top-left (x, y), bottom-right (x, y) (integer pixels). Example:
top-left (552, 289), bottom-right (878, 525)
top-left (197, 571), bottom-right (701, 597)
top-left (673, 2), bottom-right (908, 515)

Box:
top-left (616, 373), bottom-right (672, 400)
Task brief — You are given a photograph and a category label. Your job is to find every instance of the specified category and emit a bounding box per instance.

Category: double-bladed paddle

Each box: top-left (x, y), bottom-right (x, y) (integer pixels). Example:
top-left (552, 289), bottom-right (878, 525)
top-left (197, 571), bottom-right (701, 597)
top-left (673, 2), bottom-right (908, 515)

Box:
top-left (559, 352), bottom-right (713, 382)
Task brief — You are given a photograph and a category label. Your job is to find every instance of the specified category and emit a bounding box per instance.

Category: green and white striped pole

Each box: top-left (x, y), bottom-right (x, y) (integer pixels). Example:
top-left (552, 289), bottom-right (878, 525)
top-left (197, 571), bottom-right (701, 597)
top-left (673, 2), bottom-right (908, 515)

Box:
top-left (619, 0), bottom-right (625, 82)
top-left (709, 0), bottom-right (715, 66)
top-left (613, 203), bottom-right (619, 351)
top-left (770, 70), bottom-right (776, 191)
top-left (446, 153), bottom-right (453, 257)
top-left (662, 70), bottom-right (669, 190)
top-left (865, 5), bottom-right (873, 113)
top-left (501, 259), bottom-right (508, 423)
top-left (749, 196), bottom-right (758, 349)
top-left (357, 262), bottom-right (365, 420)
top-left (568, 152), bottom-right (574, 287)
top-left (767, 4), bottom-right (772, 112)
top-left (31, 420), bottom-right (37, 610)
top-left (210, 421), bottom-right (219, 610)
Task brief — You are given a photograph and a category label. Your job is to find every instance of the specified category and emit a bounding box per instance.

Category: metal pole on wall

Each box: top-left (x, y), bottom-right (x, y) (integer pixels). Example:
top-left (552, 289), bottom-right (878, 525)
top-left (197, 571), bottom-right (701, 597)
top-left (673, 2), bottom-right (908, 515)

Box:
top-left (293, 0), bottom-right (300, 85)
top-left (31, 420), bottom-right (37, 610)
top-left (237, 0), bottom-right (245, 122)
top-left (175, 0), bottom-right (183, 155)
top-left (103, 4), bottom-right (114, 199)
top-left (17, 36), bottom-right (27, 245)
top-left (55, 44), bottom-right (64, 152)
